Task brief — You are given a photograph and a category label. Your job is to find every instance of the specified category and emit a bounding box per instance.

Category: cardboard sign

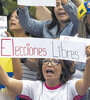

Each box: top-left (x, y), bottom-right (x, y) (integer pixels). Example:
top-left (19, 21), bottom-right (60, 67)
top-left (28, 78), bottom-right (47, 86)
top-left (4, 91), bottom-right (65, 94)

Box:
top-left (0, 16), bottom-right (7, 37)
top-left (17, 0), bottom-right (56, 6)
top-left (0, 37), bottom-right (89, 62)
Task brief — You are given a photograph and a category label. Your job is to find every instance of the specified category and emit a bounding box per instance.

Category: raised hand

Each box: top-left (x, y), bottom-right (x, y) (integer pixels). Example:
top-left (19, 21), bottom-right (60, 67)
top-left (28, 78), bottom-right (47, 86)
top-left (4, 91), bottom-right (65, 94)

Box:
top-left (86, 45), bottom-right (90, 63)
top-left (61, 0), bottom-right (68, 5)
top-left (0, 65), bottom-right (9, 86)
top-left (5, 31), bottom-right (12, 37)
top-left (19, 5), bottom-right (25, 8)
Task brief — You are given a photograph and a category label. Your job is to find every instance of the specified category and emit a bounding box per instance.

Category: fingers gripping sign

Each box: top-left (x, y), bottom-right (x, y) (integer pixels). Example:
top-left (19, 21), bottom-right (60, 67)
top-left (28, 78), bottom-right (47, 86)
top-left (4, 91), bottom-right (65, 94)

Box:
top-left (86, 45), bottom-right (90, 65)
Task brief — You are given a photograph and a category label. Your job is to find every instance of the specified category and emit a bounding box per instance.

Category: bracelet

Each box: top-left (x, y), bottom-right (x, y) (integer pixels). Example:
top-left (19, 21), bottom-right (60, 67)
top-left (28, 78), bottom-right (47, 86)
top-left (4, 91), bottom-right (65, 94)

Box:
top-left (21, 58), bottom-right (27, 63)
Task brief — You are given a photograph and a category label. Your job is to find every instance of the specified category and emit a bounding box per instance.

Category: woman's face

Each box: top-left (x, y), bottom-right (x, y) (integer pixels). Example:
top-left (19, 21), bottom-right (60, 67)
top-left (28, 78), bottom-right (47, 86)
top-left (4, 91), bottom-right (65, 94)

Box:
top-left (9, 10), bottom-right (23, 32)
top-left (54, 0), bottom-right (69, 23)
top-left (42, 59), bottom-right (62, 83)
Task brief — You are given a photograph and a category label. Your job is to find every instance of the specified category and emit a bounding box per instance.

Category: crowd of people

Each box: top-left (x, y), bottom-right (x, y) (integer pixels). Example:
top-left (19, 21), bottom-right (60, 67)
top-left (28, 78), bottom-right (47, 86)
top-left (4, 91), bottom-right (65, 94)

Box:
top-left (0, 0), bottom-right (90, 100)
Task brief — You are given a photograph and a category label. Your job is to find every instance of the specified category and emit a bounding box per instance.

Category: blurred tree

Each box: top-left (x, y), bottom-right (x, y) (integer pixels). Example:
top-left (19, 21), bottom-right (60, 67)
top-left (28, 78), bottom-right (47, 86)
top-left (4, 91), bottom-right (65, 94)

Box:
top-left (0, 0), bottom-right (3, 15)
top-left (1, 0), bottom-right (17, 16)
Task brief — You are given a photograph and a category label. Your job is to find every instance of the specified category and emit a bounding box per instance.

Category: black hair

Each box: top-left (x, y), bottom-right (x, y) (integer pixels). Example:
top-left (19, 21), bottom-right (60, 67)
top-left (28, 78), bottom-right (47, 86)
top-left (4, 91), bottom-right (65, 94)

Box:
top-left (47, 7), bottom-right (60, 34)
top-left (47, 7), bottom-right (70, 35)
top-left (8, 8), bottom-right (31, 36)
top-left (38, 59), bottom-right (75, 84)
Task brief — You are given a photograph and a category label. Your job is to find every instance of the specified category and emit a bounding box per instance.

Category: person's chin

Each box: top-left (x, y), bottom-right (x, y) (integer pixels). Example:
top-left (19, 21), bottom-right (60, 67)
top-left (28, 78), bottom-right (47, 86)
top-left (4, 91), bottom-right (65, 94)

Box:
top-left (59, 19), bottom-right (69, 23)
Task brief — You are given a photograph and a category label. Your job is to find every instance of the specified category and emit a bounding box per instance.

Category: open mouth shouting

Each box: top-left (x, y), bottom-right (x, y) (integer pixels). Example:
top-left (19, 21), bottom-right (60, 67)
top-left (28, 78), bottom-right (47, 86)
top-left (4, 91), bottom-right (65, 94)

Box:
top-left (45, 68), bottom-right (54, 76)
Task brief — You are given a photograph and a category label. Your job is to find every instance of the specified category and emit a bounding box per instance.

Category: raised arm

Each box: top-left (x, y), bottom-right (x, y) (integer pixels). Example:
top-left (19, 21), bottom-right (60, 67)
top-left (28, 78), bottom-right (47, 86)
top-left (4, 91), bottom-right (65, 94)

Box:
top-left (18, 6), bottom-right (45, 37)
top-left (62, 0), bottom-right (79, 36)
top-left (6, 58), bottom-right (22, 99)
top-left (4, 32), bottom-right (23, 98)
top-left (0, 65), bottom-right (22, 95)
top-left (35, 6), bottom-right (51, 20)
top-left (12, 58), bottom-right (22, 79)
top-left (76, 45), bottom-right (90, 96)
top-left (22, 58), bottom-right (38, 71)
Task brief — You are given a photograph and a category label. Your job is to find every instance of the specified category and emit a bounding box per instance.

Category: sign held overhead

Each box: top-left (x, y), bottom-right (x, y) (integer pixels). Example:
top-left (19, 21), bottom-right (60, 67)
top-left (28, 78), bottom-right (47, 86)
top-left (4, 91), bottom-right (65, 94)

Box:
top-left (0, 37), bottom-right (89, 62)
top-left (17, 0), bottom-right (56, 6)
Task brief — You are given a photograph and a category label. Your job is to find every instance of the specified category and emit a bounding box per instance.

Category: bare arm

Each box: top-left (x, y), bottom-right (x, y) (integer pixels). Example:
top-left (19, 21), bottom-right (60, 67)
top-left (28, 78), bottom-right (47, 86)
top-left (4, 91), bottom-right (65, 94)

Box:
top-left (0, 65), bottom-right (22, 95)
top-left (35, 6), bottom-right (51, 21)
top-left (12, 58), bottom-right (22, 79)
top-left (7, 58), bottom-right (22, 99)
top-left (76, 45), bottom-right (90, 96)
top-left (23, 58), bottom-right (38, 71)
top-left (5, 32), bottom-right (23, 98)
top-left (5, 32), bottom-right (22, 80)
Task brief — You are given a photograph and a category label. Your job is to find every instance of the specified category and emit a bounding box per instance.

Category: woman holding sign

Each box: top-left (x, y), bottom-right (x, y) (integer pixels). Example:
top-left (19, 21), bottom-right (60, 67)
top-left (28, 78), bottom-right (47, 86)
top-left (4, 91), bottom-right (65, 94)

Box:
top-left (76, 1), bottom-right (90, 100)
top-left (0, 45), bottom-right (90, 100)
top-left (17, 0), bottom-right (79, 38)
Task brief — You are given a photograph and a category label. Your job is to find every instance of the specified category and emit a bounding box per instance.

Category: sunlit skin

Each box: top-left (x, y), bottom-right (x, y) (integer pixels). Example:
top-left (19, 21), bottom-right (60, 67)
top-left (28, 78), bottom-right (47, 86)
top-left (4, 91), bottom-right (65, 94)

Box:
top-left (9, 10), bottom-right (27, 37)
top-left (54, 0), bottom-right (69, 30)
top-left (42, 59), bottom-right (62, 87)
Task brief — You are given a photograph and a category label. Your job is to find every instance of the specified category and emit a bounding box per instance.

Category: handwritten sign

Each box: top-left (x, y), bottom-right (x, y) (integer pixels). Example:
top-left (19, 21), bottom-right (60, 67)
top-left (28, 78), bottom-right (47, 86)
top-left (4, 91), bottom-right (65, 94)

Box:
top-left (17, 0), bottom-right (56, 6)
top-left (0, 37), bottom-right (89, 62)
top-left (0, 16), bottom-right (7, 37)
top-left (60, 35), bottom-right (90, 44)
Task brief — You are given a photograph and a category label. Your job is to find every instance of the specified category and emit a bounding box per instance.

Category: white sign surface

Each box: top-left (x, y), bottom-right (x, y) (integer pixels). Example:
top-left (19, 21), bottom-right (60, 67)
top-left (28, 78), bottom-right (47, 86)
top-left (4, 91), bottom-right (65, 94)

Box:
top-left (0, 37), bottom-right (89, 62)
top-left (0, 16), bottom-right (7, 37)
top-left (17, 0), bottom-right (56, 6)
top-left (60, 35), bottom-right (90, 44)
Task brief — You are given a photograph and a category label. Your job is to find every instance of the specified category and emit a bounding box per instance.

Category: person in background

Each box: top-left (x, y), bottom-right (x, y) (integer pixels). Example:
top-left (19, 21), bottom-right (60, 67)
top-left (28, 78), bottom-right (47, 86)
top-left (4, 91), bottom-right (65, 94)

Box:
top-left (18, 0), bottom-right (79, 39)
top-left (35, 0), bottom-right (83, 21)
top-left (6, 9), bottom-right (38, 81)
top-left (76, 1), bottom-right (90, 100)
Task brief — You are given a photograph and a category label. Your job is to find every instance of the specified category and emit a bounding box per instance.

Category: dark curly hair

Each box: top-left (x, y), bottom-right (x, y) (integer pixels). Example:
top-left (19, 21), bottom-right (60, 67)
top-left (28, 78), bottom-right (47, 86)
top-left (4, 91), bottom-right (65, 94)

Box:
top-left (38, 59), bottom-right (75, 85)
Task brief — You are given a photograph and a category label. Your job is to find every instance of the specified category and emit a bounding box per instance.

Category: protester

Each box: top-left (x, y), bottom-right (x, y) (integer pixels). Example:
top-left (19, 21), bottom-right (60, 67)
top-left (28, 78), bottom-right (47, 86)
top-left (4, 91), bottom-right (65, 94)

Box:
top-left (76, 1), bottom-right (90, 100)
top-left (0, 6), bottom-right (53, 100)
top-left (77, 1), bottom-right (90, 38)
top-left (7, 9), bottom-right (38, 81)
top-left (17, 0), bottom-right (79, 39)
top-left (0, 44), bottom-right (90, 100)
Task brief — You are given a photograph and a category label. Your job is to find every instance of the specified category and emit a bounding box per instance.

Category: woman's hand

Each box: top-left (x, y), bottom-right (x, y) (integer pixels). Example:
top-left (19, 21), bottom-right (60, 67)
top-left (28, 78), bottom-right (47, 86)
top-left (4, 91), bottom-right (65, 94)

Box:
top-left (86, 45), bottom-right (90, 64)
top-left (61, 0), bottom-right (68, 5)
top-left (0, 65), bottom-right (9, 86)
top-left (5, 31), bottom-right (12, 37)
top-left (20, 5), bottom-right (25, 8)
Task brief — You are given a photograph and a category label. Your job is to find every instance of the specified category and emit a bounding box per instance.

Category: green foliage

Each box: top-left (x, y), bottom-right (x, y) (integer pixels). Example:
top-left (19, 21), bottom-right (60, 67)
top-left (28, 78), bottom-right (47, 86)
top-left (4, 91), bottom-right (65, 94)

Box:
top-left (1, 0), bottom-right (36, 18)
top-left (1, 0), bottom-right (17, 16)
